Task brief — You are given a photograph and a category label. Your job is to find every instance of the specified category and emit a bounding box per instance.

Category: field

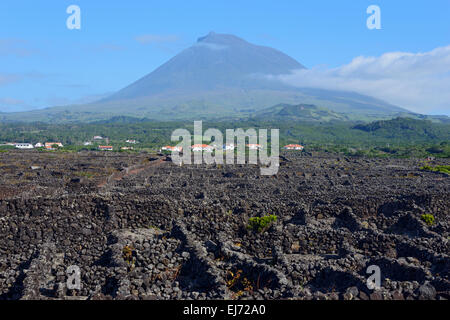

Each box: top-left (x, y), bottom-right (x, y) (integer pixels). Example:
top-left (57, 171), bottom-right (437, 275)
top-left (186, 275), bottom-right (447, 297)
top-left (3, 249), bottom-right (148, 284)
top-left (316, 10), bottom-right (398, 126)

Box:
top-left (0, 150), bottom-right (448, 300)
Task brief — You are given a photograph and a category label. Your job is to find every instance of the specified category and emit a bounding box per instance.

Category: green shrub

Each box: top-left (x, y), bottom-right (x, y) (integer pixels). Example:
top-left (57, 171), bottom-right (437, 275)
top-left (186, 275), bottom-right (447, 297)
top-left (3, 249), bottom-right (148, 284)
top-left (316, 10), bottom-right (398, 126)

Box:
top-left (247, 214), bottom-right (277, 233)
top-left (420, 165), bottom-right (450, 175)
top-left (421, 214), bottom-right (435, 226)
top-left (434, 165), bottom-right (450, 174)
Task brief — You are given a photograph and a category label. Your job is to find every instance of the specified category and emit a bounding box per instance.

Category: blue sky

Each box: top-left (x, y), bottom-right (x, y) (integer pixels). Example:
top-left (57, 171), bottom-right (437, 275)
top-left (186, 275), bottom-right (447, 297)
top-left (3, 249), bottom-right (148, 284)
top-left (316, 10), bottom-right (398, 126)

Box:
top-left (1, 0), bottom-right (449, 114)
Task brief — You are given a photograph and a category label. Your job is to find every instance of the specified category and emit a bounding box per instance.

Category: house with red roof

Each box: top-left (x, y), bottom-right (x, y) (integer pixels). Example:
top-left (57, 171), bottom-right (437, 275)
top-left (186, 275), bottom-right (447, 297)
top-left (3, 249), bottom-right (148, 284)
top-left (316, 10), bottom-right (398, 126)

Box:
top-left (45, 142), bottom-right (63, 150)
top-left (246, 143), bottom-right (262, 150)
top-left (284, 144), bottom-right (304, 150)
top-left (161, 146), bottom-right (183, 152)
top-left (98, 145), bottom-right (113, 151)
top-left (191, 144), bottom-right (214, 152)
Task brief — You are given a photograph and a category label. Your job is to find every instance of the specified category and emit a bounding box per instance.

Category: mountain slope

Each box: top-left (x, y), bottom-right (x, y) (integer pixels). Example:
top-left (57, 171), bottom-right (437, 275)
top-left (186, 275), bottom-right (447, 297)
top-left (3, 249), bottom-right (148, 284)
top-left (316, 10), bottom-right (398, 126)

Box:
top-left (253, 103), bottom-right (348, 122)
top-left (103, 32), bottom-right (305, 101)
top-left (1, 32), bottom-right (411, 123)
top-left (353, 117), bottom-right (450, 141)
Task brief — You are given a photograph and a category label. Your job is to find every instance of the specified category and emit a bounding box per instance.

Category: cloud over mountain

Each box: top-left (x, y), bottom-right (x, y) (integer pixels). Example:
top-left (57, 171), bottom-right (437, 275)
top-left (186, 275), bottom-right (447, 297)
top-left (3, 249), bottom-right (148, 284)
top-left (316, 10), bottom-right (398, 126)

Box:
top-left (0, 38), bottom-right (37, 57)
top-left (275, 46), bottom-right (450, 115)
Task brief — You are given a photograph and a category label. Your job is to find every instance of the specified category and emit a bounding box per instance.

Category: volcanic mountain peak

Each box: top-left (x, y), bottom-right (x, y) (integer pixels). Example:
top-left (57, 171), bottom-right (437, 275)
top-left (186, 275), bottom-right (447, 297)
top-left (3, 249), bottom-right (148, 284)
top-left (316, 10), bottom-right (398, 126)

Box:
top-left (197, 31), bottom-right (247, 44)
top-left (0, 32), bottom-right (410, 122)
top-left (101, 31), bottom-right (306, 102)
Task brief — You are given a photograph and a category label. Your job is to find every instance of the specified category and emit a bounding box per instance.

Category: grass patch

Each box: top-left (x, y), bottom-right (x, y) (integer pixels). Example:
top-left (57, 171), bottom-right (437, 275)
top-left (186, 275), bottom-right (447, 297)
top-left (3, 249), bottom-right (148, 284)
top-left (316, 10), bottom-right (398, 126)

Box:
top-left (420, 165), bottom-right (450, 175)
top-left (73, 171), bottom-right (100, 179)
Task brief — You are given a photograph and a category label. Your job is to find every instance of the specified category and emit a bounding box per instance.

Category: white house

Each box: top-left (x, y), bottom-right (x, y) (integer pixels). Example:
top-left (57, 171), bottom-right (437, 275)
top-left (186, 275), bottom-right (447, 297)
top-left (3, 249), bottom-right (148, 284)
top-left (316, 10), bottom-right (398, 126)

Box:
top-left (15, 143), bottom-right (34, 149)
top-left (34, 142), bottom-right (44, 148)
top-left (191, 144), bottom-right (214, 152)
top-left (126, 139), bottom-right (138, 144)
top-left (93, 136), bottom-right (103, 140)
top-left (83, 141), bottom-right (93, 146)
top-left (284, 144), bottom-right (304, 150)
top-left (246, 144), bottom-right (262, 150)
top-left (45, 142), bottom-right (63, 150)
top-left (223, 143), bottom-right (235, 151)
top-left (161, 146), bottom-right (183, 152)
top-left (98, 145), bottom-right (113, 151)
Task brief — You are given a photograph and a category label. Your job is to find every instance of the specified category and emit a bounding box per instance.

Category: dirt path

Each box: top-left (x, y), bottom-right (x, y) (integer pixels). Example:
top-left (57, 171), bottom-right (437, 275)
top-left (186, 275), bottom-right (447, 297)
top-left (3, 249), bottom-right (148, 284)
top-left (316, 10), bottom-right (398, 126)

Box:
top-left (97, 156), bottom-right (165, 188)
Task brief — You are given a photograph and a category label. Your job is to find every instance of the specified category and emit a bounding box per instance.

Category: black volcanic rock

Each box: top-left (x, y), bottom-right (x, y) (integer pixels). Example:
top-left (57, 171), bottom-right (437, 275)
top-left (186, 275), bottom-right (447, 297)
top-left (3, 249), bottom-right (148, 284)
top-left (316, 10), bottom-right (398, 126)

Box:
top-left (0, 151), bottom-right (448, 300)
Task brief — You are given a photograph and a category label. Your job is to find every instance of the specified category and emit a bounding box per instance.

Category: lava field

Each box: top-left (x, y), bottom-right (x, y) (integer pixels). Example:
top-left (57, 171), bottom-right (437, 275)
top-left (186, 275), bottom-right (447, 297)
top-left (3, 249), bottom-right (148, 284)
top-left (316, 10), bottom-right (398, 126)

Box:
top-left (0, 150), bottom-right (448, 300)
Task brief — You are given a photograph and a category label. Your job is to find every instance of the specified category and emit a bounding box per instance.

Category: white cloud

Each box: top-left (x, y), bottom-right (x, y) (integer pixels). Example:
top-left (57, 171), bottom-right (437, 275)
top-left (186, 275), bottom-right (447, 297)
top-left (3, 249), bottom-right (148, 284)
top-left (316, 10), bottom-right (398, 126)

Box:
top-left (0, 38), bottom-right (37, 57)
top-left (274, 46), bottom-right (450, 115)
top-left (0, 72), bottom-right (48, 86)
top-left (0, 97), bottom-right (31, 112)
top-left (134, 34), bottom-right (180, 44)
top-left (0, 97), bottom-right (25, 105)
top-left (46, 92), bottom-right (113, 106)
top-left (0, 74), bottom-right (21, 85)
top-left (92, 43), bottom-right (126, 52)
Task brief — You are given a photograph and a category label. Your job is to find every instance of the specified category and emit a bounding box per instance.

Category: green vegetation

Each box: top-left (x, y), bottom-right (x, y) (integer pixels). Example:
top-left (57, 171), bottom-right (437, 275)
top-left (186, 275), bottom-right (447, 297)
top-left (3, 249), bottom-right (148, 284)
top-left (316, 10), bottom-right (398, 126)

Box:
top-left (247, 214), bottom-right (277, 233)
top-left (254, 103), bottom-right (348, 122)
top-left (73, 171), bottom-right (99, 179)
top-left (421, 214), bottom-right (435, 226)
top-left (0, 117), bottom-right (448, 158)
top-left (420, 165), bottom-right (450, 175)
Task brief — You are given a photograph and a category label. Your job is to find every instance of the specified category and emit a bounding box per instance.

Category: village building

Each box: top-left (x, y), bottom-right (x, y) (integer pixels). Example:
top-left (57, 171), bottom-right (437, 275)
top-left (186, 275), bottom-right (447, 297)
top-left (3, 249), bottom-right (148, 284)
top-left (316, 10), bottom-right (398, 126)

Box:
top-left (45, 142), bottom-right (63, 150)
top-left (83, 141), bottom-right (93, 146)
top-left (120, 146), bottom-right (134, 150)
top-left (284, 144), bottom-right (304, 150)
top-left (161, 146), bottom-right (183, 152)
top-left (246, 144), bottom-right (262, 150)
top-left (34, 142), bottom-right (44, 148)
top-left (93, 136), bottom-right (103, 140)
top-left (223, 143), bottom-right (235, 151)
top-left (191, 144), bottom-right (214, 152)
top-left (98, 145), bottom-right (113, 151)
top-left (14, 143), bottom-right (34, 149)
top-left (126, 139), bottom-right (138, 144)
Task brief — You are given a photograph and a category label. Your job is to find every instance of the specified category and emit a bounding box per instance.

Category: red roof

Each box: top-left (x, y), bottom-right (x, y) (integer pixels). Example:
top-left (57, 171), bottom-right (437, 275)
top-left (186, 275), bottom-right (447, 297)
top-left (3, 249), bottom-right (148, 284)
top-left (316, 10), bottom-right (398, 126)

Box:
top-left (163, 146), bottom-right (182, 150)
top-left (191, 144), bottom-right (211, 148)
top-left (45, 142), bottom-right (62, 147)
top-left (285, 144), bottom-right (304, 148)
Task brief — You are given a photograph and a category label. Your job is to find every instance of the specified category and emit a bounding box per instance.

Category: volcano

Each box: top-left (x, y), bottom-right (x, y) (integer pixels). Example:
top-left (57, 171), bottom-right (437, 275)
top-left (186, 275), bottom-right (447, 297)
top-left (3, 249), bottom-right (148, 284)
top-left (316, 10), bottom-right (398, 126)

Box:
top-left (104, 32), bottom-right (306, 100)
top-left (1, 32), bottom-right (409, 122)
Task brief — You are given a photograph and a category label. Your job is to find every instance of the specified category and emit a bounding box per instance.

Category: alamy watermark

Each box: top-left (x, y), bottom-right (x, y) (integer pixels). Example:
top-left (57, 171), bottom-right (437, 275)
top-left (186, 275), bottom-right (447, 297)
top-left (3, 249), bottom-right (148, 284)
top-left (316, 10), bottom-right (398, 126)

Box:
top-left (367, 5), bottom-right (381, 30)
top-left (65, 5), bottom-right (381, 31)
top-left (366, 265), bottom-right (381, 290)
top-left (66, 5), bottom-right (81, 30)
top-left (66, 265), bottom-right (81, 290)
top-left (169, 121), bottom-right (279, 176)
